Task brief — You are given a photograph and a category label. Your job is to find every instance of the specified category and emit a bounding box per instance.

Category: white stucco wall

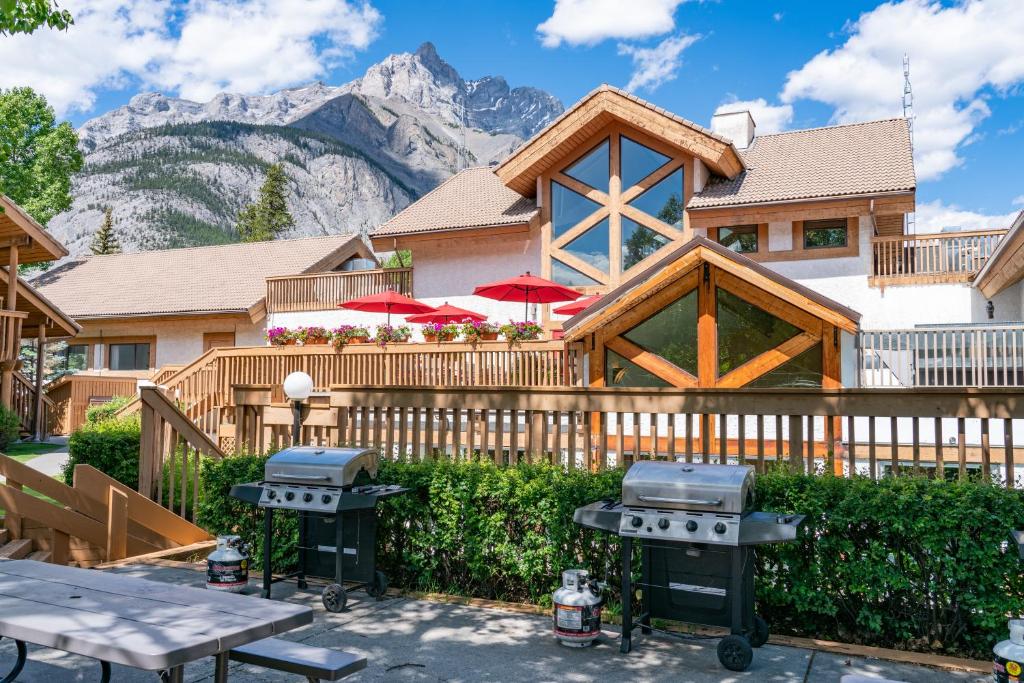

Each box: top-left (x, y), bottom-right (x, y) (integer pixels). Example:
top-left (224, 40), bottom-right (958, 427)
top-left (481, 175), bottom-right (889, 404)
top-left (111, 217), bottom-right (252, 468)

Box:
top-left (78, 316), bottom-right (266, 369)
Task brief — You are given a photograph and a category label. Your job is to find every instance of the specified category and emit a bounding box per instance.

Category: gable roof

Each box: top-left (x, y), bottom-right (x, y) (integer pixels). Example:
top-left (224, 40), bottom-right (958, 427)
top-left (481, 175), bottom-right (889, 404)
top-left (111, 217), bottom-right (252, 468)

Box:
top-left (495, 85), bottom-right (746, 196)
top-left (372, 167), bottom-right (537, 239)
top-left (0, 195), bottom-right (70, 265)
top-left (690, 118), bottom-right (915, 209)
top-left (32, 234), bottom-right (373, 320)
top-left (563, 236), bottom-right (860, 341)
top-left (975, 210), bottom-right (1024, 298)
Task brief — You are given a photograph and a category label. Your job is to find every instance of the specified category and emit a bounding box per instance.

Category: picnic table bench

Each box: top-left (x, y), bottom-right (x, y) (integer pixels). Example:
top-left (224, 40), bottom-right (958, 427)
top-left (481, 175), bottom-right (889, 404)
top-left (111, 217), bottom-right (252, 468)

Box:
top-left (0, 560), bottom-right (364, 681)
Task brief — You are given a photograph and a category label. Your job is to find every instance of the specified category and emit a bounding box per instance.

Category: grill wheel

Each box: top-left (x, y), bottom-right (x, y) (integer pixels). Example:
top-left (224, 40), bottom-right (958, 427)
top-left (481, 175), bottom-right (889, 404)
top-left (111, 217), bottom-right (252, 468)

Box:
top-left (322, 583), bottom-right (348, 613)
top-left (717, 634), bottom-right (753, 672)
top-left (749, 615), bottom-right (770, 648)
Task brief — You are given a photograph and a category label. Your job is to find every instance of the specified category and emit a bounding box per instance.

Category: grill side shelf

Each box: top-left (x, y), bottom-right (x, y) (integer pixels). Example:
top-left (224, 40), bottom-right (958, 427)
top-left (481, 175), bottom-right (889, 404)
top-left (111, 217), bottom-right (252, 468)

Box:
top-left (737, 512), bottom-right (806, 545)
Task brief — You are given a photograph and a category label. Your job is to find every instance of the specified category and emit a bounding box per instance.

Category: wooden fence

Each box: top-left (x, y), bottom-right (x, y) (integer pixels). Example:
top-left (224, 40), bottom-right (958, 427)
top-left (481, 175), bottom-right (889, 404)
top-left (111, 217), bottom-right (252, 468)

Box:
top-left (46, 374), bottom-right (139, 434)
top-left (870, 229), bottom-right (1005, 286)
top-left (0, 453), bottom-right (211, 566)
top-left (220, 385), bottom-right (1024, 487)
top-left (859, 325), bottom-right (1024, 388)
top-left (265, 268), bottom-right (413, 313)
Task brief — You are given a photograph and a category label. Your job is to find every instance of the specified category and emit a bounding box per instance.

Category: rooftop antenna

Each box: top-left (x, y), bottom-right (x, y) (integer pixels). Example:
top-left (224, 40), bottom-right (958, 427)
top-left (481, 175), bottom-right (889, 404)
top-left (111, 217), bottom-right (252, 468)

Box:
top-left (903, 53), bottom-right (916, 235)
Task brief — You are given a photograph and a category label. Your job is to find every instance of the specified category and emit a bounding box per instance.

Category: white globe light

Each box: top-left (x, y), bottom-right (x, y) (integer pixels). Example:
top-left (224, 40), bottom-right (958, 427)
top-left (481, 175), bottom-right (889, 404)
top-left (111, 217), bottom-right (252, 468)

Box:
top-left (283, 371), bottom-right (314, 401)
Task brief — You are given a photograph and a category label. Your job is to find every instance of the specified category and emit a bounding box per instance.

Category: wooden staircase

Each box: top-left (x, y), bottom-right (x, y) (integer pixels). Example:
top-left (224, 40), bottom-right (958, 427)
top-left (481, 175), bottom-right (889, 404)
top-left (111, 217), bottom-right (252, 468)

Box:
top-left (0, 454), bottom-right (213, 567)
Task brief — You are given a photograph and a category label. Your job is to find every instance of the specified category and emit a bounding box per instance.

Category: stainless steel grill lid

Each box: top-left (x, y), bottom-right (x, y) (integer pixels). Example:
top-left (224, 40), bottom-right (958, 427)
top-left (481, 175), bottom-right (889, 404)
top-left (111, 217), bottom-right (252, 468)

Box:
top-left (264, 446), bottom-right (378, 488)
top-left (621, 461), bottom-right (755, 514)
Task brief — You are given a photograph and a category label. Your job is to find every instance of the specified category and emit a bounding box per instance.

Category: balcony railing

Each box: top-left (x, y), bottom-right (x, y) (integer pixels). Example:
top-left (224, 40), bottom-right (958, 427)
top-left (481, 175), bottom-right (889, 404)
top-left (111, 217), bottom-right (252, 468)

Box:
top-left (266, 268), bottom-right (413, 313)
top-left (870, 230), bottom-right (1006, 286)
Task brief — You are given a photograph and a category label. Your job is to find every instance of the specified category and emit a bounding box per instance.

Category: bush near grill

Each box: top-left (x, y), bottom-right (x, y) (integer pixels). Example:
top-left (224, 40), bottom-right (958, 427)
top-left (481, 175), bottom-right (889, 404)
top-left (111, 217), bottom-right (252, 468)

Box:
top-left (197, 455), bottom-right (1023, 659)
top-left (755, 471), bottom-right (1024, 660)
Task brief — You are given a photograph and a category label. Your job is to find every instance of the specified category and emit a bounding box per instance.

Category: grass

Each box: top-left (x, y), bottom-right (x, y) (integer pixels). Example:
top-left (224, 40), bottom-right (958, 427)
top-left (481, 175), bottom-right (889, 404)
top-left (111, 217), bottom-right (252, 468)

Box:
top-left (3, 441), bottom-right (63, 464)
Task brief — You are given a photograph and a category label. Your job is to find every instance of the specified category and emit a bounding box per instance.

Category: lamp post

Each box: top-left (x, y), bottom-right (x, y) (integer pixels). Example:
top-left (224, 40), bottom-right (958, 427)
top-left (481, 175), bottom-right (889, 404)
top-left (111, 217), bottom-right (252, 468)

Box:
top-left (283, 371), bottom-right (314, 446)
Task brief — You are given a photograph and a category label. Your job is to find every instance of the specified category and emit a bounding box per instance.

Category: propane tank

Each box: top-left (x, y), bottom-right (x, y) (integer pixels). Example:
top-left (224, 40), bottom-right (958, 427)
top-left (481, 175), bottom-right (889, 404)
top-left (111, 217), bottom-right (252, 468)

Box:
top-left (206, 535), bottom-right (249, 593)
top-left (995, 620), bottom-right (1024, 682)
top-left (552, 569), bottom-right (603, 647)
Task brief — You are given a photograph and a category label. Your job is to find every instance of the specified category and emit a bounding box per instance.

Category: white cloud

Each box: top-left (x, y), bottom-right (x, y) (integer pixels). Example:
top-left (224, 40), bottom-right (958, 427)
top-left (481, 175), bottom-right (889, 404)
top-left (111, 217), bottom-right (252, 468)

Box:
top-left (537, 0), bottom-right (687, 48)
top-left (772, 12), bottom-right (783, 22)
top-left (715, 98), bottom-right (793, 134)
top-left (915, 199), bottom-right (1018, 233)
top-left (619, 33), bottom-right (700, 92)
top-left (1013, 195), bottom-right (1024, 206)
top-left (780, 0), bottom-right (1024, 181)
top-left (0, 0), bottom-right (382, 116)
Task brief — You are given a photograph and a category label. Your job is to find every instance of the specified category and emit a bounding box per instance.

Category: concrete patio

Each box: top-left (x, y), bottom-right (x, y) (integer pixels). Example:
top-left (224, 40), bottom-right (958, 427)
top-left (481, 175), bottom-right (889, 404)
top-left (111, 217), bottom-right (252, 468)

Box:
top-left (0, 563), bottom-right (989, 682)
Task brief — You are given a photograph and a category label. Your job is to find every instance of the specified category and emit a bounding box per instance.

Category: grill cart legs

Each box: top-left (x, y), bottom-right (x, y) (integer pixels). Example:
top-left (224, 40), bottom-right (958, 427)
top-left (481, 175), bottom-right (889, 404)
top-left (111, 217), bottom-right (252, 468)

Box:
top-left (261, 507), bottom-right (273, 600)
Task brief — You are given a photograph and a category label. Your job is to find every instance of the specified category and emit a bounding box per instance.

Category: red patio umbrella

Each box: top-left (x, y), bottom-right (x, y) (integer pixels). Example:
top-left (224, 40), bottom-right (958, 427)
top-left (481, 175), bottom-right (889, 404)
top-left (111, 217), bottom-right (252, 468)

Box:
top-left (339, 290), bottom-right (436, 325)
top-left (405, 302), bottom-right (487, 324)
top-left (472, 271), bottom-right (581, 321)
top-left (552, 294), bottom-right (602, 317)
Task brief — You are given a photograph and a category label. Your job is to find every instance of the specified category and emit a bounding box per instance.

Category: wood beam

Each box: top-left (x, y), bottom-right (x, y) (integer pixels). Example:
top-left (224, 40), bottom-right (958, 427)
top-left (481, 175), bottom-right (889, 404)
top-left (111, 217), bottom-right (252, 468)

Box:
top-left (717, 332), bottom-right (821, 388)
top-left (697, 264), bottom-right (716, 387)
top-left (606, 335), bottom-right (697, 388)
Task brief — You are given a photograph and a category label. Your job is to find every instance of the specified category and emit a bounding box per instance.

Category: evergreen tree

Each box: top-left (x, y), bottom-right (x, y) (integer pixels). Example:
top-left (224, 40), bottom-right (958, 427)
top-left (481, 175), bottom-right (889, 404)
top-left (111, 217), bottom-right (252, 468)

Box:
top-left (90, 207), bottom-right (121, 255)
top-left (236, 163), bottom-right (294, 242)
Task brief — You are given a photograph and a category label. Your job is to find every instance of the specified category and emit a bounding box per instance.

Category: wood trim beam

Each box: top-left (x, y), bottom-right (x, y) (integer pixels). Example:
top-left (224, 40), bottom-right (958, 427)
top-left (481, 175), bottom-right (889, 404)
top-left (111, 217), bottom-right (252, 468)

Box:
top-left (606, 335), bottom-right (697, 388)
top-left (717, 332), bottom-right (821, 388)
top-left (550, 205), bottom-right (610, 249)
top-left (551, 172), bottom-right (610, 205)
top-left (594, 268), bottom-right (700, 343)
top-left (714, 269), bottom-right (824, 335)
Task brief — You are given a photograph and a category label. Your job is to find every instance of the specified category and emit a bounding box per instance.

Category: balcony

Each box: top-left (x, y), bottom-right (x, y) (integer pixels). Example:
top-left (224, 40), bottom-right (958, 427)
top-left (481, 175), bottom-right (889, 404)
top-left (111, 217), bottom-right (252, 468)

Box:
top-left (869, 229), bottom-right (1006, 287)
top-left (266, 268), bottom-right (413, 313)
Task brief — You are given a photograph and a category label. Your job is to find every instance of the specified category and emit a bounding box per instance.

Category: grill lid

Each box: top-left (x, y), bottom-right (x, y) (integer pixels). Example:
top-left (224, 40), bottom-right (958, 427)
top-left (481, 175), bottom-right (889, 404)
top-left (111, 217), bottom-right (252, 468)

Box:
top-left (264, 446), bottom-right (378, 488)
top-left (621, 461), bottom-right (754, 514)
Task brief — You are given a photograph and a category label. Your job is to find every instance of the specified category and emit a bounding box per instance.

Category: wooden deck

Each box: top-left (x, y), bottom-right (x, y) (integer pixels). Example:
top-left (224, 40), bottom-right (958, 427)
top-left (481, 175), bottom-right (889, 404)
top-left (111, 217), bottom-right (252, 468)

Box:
top-left (869, 229), bottom-right (1006, 287)
top-left (265, 267), bottom-right (413, 313)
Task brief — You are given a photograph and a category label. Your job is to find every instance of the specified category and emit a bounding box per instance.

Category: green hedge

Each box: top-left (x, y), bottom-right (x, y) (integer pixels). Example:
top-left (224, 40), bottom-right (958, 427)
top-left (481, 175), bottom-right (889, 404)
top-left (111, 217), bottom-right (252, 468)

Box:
top-left (63, 416), bottom-right (141, 489)
top-left (199, 457), bottom-right (1024, 659)
top-left (84, 395), bottom-right (135, 424)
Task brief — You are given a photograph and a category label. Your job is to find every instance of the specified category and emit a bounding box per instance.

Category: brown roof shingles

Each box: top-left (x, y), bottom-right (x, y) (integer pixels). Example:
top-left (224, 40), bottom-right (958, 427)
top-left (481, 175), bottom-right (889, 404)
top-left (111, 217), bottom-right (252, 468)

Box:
top-left (32, 234), bottom-right (368, 318)
top-left (690, 118), bottom-right (915, 209)
top-left (372, 167), bottom-right (537, 237)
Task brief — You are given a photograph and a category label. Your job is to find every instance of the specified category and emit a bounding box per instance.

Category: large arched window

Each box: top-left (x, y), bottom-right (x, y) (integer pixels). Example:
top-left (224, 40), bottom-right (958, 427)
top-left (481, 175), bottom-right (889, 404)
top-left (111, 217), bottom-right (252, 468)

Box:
top-left (549, 133), bottom-right (686, 289)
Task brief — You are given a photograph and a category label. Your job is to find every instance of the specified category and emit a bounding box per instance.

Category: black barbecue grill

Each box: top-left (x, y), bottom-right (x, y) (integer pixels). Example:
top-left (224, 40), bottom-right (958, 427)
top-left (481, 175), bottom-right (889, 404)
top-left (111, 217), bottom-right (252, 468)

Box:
top-left (574, 461), bottom-right (804, 672)
top-left (229, 446), bottom-right (407, 613)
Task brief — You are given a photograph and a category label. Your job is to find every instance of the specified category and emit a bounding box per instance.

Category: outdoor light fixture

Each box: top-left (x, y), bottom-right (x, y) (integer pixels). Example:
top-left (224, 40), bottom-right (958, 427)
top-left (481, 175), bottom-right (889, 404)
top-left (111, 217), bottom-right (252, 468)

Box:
top-left (283, 371), bottom-right (314, 446)
top-left (987, 300), bottom-right (995, 320)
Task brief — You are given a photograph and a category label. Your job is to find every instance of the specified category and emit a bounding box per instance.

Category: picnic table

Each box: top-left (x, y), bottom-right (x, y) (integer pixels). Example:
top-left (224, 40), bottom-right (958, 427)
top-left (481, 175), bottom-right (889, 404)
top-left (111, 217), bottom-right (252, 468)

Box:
top-left (0, 559), bottom-right (313, 681)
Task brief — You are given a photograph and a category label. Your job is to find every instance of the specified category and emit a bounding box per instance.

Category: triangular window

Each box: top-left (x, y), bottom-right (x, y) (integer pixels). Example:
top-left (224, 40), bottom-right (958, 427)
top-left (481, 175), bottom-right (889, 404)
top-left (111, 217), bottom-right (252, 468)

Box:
top-left (628, 168), bottom-right (684, 228)
top-left (622, 289), bottom-right (698, 376)
top-left (563, 139), bottom-right (609, 191)
top-left (551, 181), bottom-right (601, 238)
top-left (563, 218), bottom-right (610, 275)
top-left (621, 135), bottom-right (670, 188)
top-left (605, 349), bottom-right (670, 387)
top-left (551, 258), bottom-right (600, 287)
top-left (621, 217), bottom-right (670, 271)
top-left (717, 288), bottom-right (800, 377)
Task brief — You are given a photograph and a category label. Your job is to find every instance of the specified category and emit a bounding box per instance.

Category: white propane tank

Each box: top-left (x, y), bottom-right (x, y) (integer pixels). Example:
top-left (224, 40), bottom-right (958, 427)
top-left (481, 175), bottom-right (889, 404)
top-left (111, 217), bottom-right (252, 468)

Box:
top-left (994, 619), bottom-right (1024, 682)
top-left (553, 569), bottom-right (603, 647)
top-left (206, 535), bottom-right (249, 593)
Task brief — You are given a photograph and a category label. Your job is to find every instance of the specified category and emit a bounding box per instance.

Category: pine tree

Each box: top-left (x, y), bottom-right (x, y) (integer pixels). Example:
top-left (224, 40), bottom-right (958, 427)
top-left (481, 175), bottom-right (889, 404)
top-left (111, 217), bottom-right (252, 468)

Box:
top-left (236, 163), bottom-right (295, 242)
top-left (90, 207), bottom-right (121, 255)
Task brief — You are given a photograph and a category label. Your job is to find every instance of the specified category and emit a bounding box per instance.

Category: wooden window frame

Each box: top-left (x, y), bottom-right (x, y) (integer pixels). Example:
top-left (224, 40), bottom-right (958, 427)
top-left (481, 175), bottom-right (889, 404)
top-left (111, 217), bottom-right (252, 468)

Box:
top-left (715, 224), bottom-right (759, 254)
top-left (101, 336), bottom-right (156, 371)
top-left (57, 341), bottom-right (92, 372)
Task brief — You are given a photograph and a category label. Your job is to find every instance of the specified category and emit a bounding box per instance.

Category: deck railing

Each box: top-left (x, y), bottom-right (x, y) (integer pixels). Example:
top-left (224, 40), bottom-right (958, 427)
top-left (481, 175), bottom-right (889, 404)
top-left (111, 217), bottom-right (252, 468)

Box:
top-left (265, 268), bottom-right (413, 313)
top-left (12, 371), bottom-right (53, 437)
top-left (870, 230), bottom-right (1006, 286)
top-left (0, 310), bottom-right (26, 363)
top-left (225, 385), bottom-right (1024, 486)
top-left (859, 325), bottom-right (1024, 388)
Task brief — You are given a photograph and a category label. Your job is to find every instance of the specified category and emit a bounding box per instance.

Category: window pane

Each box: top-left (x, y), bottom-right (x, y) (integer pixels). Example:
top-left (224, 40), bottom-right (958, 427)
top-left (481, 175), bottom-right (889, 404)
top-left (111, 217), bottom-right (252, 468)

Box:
top-left (621, 217), bottom-right (671, 271)
top-left (551, 258), bottom-right (600, 287)
top-left (137, 343), bottom-right (150, 369)
top-left (717, 288), bottom-right (800, 377)
top-left (605, 349), bottom-right (670, 388)
top-left (748, 344), bottom-right (823, 388)
top-left (803, 219), bottom-right (848, 248)
top-left (110, 343), bottom-right (149, 371)
top-left (627, 167), bottom-right (684, 228)
top-left (719, 225), bottom-right (758, 253)
top-left (622, 289), bottom-right (698, 376)
top-left (65, 344), bottom-right (87, 372)
top-left (563, 139), bottom-right (609, 191)
top-left (621, 135), bottom-right (670, 188)
top-left (563, 218), bottom-right (610, 275)
top-left (552, 181), bottom-right (601, 238)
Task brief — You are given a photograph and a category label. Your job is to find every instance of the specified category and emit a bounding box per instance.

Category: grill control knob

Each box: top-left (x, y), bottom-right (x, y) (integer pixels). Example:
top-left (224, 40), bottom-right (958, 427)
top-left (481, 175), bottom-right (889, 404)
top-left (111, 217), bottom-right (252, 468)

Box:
top-left (657, 518), bottom-right (670, 530)
top-left (321, 494), bottom-right (332, 504)
top-left (284, 491), bottom-right (295, 501)
top-left (302, 493), bottom-right (313, 503)
top-left (685, 520), bottom-right (698, 532)
top-left (266, 490), bottom-right (277, 500)
top-left (714, 522), bottom-right (727, 534)
top-left (630, 515), bottom-right (643, 528)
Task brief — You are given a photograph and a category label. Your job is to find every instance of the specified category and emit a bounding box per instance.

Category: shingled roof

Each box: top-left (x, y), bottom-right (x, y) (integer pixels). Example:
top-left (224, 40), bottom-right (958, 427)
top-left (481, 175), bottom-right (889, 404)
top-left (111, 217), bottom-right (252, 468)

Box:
top-left (690, 118), bottom-right (915, 209)
top-left (33, 234), bottom-right (372, 319)
top-left (372, 167), bottom-right (537, 238)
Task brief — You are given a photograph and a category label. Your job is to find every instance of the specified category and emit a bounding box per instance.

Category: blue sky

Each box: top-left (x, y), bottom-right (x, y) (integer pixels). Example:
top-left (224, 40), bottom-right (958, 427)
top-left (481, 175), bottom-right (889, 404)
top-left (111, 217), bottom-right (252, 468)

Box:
top-left (2, 0), bottom-right (1022, 230)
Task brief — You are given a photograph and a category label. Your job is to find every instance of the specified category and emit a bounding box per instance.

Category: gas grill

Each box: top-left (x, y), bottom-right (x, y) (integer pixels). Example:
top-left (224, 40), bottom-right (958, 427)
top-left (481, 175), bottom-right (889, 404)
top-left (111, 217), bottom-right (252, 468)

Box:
top-left (574, 461), bottom-right (804, 672)
top-left (229, 446), bottom-right (407, 613)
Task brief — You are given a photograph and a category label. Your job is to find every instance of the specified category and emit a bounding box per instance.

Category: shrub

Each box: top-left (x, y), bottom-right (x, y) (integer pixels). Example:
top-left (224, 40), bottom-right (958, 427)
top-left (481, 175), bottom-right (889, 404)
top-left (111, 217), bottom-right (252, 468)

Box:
top-left (0, 404), bottom-right (21, 451)
top-left (85, 395), bottom-right (134, 424)
top-left (63, 416), bottom-right (141, 488)
top-left (499, 321), bottom-right (542, 342)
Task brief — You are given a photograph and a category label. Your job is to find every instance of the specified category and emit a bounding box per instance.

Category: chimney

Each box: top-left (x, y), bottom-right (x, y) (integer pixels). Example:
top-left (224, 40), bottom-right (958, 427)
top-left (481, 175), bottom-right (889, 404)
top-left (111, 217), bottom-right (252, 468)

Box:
top-left (710, 110), bottom-right (756, 149)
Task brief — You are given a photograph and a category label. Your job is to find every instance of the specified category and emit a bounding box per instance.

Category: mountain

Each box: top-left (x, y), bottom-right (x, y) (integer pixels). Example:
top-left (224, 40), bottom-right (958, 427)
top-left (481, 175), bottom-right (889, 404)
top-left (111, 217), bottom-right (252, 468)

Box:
top-left (46, 42), bottom-right (563, 256)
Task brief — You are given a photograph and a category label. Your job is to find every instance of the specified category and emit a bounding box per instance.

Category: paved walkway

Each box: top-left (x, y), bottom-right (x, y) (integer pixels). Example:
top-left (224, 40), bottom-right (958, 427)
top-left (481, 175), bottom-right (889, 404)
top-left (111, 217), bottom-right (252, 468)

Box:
top-left (0, 563), bottom-right (989, 682)
top-left (25, 436), bottom-right (69, 477)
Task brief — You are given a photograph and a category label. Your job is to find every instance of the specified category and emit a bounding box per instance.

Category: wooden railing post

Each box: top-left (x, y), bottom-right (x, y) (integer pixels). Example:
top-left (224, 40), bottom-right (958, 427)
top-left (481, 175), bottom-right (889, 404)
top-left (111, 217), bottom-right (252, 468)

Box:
top-left (106, 485), bottom-right (128, 561)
